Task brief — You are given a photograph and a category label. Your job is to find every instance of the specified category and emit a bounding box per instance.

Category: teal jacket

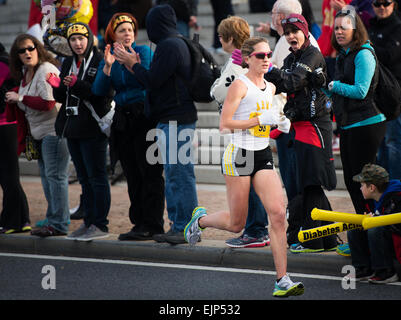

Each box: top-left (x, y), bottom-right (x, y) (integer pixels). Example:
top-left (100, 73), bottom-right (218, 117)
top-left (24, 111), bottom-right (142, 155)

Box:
top-left (331, 41), bottom-right (376, 99)
top-left (92, 42), bottom-right (153, 107)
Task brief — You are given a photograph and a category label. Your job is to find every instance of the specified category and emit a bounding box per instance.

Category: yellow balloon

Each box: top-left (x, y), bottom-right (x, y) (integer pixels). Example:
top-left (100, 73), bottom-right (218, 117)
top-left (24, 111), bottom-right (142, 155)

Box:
top-left (362, 212), bottom-right (401, 230)
top-left (65, 0), bottom-right (93, 25)
top-left (311, 208), bottom-right (365, 224)
top-left (298, 222), bottom-right (362, 243)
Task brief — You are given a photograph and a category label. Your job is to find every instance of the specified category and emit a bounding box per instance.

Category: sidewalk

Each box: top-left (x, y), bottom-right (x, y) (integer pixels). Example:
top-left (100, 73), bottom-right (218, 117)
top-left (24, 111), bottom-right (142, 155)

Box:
top-left (0, 177), bottom-right (355, 277)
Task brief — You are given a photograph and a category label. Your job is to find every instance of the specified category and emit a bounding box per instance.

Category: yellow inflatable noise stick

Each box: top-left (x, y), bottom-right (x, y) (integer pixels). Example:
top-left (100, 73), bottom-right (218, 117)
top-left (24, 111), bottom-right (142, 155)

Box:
top-left (362, 212), bottom-right (401, 230)
top-left (298, 222), bottom-right (362, 243)
top-left (311, 208), bottom-right (365, 224)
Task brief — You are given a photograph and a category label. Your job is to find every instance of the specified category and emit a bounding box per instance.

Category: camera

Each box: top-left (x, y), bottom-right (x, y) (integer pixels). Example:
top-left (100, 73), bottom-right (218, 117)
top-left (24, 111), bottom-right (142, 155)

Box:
top-left (66, 94), bottom-right (79, 116)
top-left (66, 106), bottom-right (78, 116)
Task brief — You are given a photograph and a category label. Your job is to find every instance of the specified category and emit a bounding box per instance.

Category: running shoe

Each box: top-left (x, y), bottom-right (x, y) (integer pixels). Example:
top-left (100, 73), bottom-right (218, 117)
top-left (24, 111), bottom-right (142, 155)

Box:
top-left (368, 269), bottom-right (399, 284)
top-left (66, 223), bottom-right (88, 240)
top-left (76, 225), bottom-right (109, 241)
top-left (184, 207), bottom-right (207, 246)
top-left (225, 233), bottom-right (270, 248)
top-left (0, 223), bottom-right (32, 234)
top-left (273, 274), bottom-right (305, 297)
top-left (336, 243), bottom-right (351, 256)
top-left (289, 243), bottom-right (324, 253)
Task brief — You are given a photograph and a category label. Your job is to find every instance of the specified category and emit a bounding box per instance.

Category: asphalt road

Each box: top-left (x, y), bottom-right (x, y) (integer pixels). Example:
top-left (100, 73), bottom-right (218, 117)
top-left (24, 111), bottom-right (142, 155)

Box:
top-left (1, 253), bottom-right (400, 310)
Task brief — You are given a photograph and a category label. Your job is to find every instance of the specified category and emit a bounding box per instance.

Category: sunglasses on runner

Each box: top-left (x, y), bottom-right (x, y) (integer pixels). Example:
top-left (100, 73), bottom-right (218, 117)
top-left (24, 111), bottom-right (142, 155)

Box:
top-left (17, 46), bottom-right (36, 54)
top-left (373, 1), bottom-right (393, 7)
top-left (249, 51), bottom-right (273, 59)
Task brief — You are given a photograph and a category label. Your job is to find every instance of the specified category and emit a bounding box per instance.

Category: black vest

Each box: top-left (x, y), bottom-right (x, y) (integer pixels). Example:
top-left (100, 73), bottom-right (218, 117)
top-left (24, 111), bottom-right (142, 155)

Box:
top-left (332, 46), bottom-right (379, 127)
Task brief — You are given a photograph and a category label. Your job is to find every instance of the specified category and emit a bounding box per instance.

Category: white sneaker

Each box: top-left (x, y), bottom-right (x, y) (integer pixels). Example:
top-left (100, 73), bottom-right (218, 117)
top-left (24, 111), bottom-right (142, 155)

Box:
top-left (76, 225), bottom-right (109, 241)
top-left (273, 274), bottom-right (304, 297)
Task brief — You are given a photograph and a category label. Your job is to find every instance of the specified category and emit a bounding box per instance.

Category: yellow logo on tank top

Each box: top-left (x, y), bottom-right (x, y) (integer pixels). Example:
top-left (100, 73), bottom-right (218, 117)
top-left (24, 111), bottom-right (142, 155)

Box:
top-left (248, 99), bottom-right (271, 138)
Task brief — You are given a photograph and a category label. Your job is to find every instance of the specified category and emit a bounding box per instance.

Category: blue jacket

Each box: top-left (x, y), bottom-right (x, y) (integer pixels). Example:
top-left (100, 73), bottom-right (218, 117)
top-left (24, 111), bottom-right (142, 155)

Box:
top-left (92, 42), bottom-right (153, 107)
top-left (374, 179), bottom-right (401, 235)
top-left (375, 179), bottom-right (401, 213)
top-left (131, 4), bottom-right (197, 124)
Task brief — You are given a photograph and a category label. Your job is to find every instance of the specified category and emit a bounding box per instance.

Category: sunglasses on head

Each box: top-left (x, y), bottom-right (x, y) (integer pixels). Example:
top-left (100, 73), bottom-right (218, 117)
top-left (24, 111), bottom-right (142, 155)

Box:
top-left (249, 51), bottom-right (273, 59)
top-left (373, 1), bottom-right (393, 7)
top-left (17, 46), bottom-right (36, 54)
top-left (281, 17), bottom-right (305, 25)
top-left (335, 8), bottom-right (357, 18)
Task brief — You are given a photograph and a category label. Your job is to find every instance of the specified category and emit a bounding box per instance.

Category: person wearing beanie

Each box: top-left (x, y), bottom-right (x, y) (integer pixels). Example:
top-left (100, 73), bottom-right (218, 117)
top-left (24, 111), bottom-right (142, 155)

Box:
top-left (92, 13), bottom-right (165, 242)
top-left (111, 6), bottom-right (197, 244)
top-left (49, 22), bottom-right (114, 241)
top-left (265, 13), bottom-right (338, 253)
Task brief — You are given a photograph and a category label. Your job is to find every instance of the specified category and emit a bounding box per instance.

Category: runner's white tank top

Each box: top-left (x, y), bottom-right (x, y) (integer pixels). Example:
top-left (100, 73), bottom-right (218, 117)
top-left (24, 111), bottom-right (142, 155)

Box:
top-left (230, 74), bottom-right (274, 150)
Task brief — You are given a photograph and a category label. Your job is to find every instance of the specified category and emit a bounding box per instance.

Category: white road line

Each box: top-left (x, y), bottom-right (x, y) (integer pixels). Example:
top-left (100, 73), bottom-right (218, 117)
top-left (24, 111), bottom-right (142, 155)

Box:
top-left (1, 252), bottom-right (400, 286)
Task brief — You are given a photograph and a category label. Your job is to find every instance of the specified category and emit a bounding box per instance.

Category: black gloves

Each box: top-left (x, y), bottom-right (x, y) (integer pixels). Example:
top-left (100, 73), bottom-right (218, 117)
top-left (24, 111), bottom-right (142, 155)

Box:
top-left (309, 67), bottom-right (327, 89)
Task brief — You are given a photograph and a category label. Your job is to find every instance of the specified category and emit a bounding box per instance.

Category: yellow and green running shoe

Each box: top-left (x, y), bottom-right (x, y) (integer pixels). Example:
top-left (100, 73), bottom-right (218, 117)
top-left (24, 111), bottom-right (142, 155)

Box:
top-left (184, 207), bottom-right (207, 246)
top-left (273, 274), bottom-right (305, 298)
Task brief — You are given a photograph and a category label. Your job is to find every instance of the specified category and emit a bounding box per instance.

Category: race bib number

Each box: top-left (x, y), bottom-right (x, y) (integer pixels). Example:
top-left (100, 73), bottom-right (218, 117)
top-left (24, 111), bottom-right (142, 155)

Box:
top-left (248, 112), bottom-right (270, 138)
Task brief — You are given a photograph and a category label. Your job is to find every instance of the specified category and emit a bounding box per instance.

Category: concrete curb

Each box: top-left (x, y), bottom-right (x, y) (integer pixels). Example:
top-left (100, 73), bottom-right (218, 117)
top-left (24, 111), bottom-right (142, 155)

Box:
top-left (0, 234), bottom-right (351, 277)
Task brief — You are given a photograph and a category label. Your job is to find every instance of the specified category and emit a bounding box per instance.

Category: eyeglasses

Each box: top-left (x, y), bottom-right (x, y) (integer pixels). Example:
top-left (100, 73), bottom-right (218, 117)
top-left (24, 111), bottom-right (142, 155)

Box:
top-left (373, 1), bottom-right (393, 7)
top-left (249, 51), bottom-right (273, 59)
top-left (281, 17), bottom-right (305, 25)
top-left (17, 46), bottom-right (36, 54)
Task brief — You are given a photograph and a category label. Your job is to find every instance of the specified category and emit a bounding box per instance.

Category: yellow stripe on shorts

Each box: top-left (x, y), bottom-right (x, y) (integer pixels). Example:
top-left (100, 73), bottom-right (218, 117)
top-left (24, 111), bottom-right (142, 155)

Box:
top-left (223, 143), bottom-right (238, 176)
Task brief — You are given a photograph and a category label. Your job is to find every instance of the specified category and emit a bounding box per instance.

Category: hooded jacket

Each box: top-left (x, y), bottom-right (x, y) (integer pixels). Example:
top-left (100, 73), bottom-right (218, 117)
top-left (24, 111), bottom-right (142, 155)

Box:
top-left (132, 4), bottom-right (197, 124)
top-left (54, 24), bottom-right (113, 139)
top-left (373, 179), bottom-right (401, 236)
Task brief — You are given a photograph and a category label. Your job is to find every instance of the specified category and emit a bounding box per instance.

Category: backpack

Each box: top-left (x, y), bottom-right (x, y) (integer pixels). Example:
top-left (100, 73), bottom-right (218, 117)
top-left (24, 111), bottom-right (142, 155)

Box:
top-left (362, 47), bottom-right (401, 121)
top-left (179, 34), bottom-right (220, 103)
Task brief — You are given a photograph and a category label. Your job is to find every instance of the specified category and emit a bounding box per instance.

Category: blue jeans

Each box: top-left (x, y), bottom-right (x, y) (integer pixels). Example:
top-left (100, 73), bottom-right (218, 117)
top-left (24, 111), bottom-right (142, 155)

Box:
top-left (38, 135), bottom-right (70, 233)
top-left (348, 227), bottom-right (395, 271)
top-left (244, 184), bottom-right (268, 238)
top-left (156, 121), bottom-right (198, 232)
top-left (67, 136), bottom-right (110, 232)
top-left (377, 115), bottom-right (401, 180)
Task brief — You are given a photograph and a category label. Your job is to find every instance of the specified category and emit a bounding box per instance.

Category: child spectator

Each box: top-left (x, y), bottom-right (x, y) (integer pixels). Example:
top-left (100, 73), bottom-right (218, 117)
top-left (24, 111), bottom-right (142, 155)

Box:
top-left (350, 163), bottom-right (401, 283)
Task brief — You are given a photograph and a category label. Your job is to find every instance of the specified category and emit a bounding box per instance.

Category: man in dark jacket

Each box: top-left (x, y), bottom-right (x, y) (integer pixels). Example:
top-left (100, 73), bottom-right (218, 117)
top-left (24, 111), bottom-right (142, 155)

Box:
top-left (369, 1), bottom-right (401, 181)
top-left (350, 163), bottom-right (401, 283)
top-left (115, 4), bottom-right (198, 244)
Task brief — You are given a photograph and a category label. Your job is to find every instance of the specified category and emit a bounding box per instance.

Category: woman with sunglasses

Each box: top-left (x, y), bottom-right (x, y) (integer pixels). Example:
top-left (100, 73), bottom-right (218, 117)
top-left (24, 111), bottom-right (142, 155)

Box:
top-left (184, 37), bottom-right (305, 298)
top-left (47, 23), bottom-right (113, 241)
top-left (369, 0), bottom-right (401, 181)
top-left (5, 34), bottom-right (71, 237)
top-left (210, 16), bottom-right (270, 249)
top-left (265, 14), bottom-right (338, 254)
top-left (92, 13), bottom-right (165, 241)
